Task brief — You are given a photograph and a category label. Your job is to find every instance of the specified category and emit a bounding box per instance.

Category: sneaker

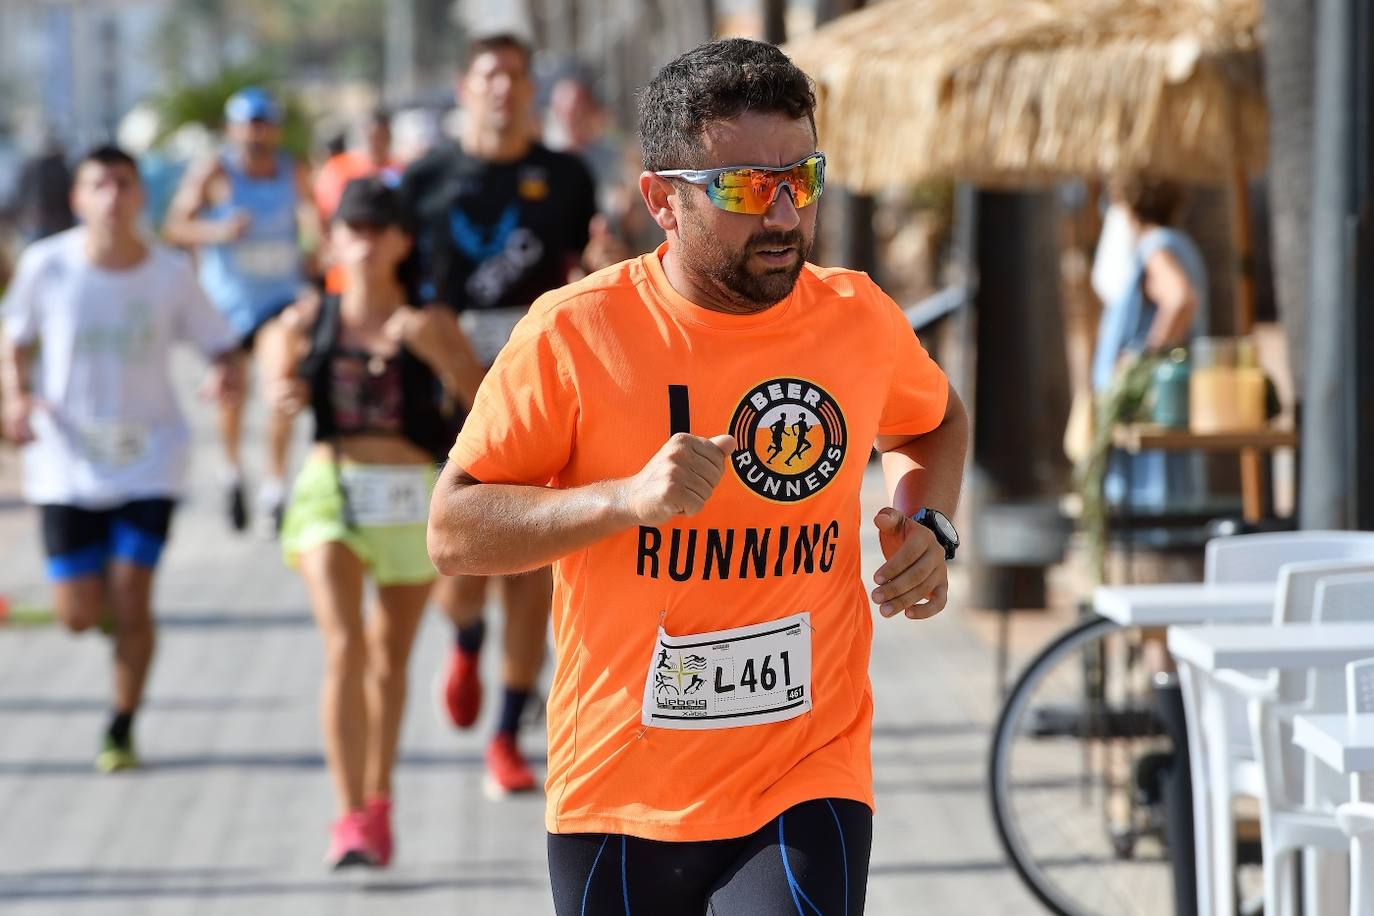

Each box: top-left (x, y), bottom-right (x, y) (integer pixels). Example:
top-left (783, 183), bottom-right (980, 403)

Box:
top-left (365, 796), bottom-right (393, 867)
top-left (325, 810), bottom-right (377, 870)
top-left (435, 646), bottom-right (483, 730)
top-left (95, 734), bottom-right (139, 773)
top-left (484, 733), bottom-right (537, 799)
top-left (257, 481), bottom-right (285, 540)
top-left (227, 479), bottom-right (248, 532)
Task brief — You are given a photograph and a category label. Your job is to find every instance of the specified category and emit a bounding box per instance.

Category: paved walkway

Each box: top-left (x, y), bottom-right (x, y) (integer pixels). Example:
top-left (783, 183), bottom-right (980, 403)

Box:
top-left (0, 355), bottom-right (1046, 915)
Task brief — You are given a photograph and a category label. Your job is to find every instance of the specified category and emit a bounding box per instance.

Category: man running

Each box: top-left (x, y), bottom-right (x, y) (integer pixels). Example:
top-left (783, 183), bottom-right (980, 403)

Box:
top-left (764, 412), bottom-right (789, 465)
top-left (400, 33), bottom-right (622, 797)
top-left (164, 87), bottom-right (322, 536)
top-left (428, 39), bottom-right (968, 914)
top-left (314, 108), bottom-right (403, 222)
top-left (785, 412), bottom-right (813, 467)
top-left (1, 145), bottom-right (243, 772)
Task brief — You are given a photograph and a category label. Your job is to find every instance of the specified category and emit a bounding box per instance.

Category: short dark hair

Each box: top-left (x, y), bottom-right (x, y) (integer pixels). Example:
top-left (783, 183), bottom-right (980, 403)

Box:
top-left (461, 33), bottom-right (532, 75)
top-left (74, 144), bottom-right (140, 180)
top-left (638, 38), bottom-right (817, 172)
top-left (1111, 174), bottom-right (1185, 227)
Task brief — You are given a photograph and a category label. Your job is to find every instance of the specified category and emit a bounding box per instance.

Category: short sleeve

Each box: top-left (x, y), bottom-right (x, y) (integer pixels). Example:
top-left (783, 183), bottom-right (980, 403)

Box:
top-left (877, 293), bottom-right (949, 437)
top-left (448, 309), bottom-right (578, 486)
top-left (2, 245), bottom-right (47, 345)
top-left (169, 255), bottom-right (237, 356)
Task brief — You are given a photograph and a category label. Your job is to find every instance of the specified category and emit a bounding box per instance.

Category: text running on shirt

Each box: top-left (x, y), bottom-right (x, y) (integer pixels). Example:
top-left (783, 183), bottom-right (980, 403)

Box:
top-left (635, 521), bottom-right (841, 581)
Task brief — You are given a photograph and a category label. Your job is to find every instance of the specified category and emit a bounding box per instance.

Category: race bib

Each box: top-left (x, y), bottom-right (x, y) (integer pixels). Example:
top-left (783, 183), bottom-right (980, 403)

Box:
top-left (233, 239), bottom-right (298, 278)
top-left (642, 612), bottom-right (812, 730)
top-left (338, 465), bottom-right (431, 527)
top-left (76, 421), bottom-right (149, 468)
top-left (460, 306), bottom-right (527, 367)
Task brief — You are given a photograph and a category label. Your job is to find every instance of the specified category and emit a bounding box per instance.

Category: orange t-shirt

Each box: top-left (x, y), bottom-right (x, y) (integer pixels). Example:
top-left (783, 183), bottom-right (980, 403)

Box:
top-left (450, 243), bottom-right (949, 841)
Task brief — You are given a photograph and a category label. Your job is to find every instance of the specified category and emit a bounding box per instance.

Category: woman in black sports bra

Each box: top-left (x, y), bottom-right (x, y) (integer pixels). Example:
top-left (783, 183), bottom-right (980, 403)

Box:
top-left (268, 178), bottom-right (481, 870)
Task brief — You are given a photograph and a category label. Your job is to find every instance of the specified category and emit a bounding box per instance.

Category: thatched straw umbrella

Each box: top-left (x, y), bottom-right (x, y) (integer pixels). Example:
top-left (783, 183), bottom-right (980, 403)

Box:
top-left (785, 0), bottom-right (1266, 328)
top-left (785, 0), bottom-right (1265, 191)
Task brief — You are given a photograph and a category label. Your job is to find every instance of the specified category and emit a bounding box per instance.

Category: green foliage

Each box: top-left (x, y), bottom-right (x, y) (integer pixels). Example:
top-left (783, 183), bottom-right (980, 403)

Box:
top-left (152, 67), bottom-right (314, 159)
top-left (1075, 354), bottom-right (1163, 583)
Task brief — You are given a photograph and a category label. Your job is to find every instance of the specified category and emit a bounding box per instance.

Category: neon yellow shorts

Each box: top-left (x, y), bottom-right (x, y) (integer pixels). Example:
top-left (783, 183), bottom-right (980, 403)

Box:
top-left (281, 458), bottom-right (438, 586)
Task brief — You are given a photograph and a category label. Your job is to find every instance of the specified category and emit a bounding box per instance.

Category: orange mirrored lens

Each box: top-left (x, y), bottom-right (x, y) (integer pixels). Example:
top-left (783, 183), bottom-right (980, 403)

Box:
top-left (705, 156), bottom-right (824, 214)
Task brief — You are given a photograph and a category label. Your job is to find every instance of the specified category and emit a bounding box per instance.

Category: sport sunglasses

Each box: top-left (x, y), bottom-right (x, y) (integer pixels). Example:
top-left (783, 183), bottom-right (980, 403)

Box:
top-left (654, 152), bottom-right (826, 215)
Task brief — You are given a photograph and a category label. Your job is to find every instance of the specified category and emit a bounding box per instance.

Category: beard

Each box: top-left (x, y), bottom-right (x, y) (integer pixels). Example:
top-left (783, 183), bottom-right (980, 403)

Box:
top-left (680, 201), bottom-right (813, 310)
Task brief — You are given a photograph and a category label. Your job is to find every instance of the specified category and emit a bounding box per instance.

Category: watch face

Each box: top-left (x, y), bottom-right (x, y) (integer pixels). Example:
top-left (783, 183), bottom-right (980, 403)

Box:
top-left (932, 510), bottom-right (959, 546)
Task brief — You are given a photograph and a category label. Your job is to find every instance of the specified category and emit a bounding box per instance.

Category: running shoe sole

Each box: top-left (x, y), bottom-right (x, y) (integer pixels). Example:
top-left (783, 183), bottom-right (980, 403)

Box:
top-left (95, 749), bottom-right (139, 773)
top-left (329, 849), bottom-right (376, 870)
top-left (483, 773), bottom-right (540, 801)
top-left (228, 483), bottom-right (248, 533)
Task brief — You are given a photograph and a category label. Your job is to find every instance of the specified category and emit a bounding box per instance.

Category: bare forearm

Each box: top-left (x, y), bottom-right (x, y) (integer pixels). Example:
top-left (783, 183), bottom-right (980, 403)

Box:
top-left (1144, 303), bottom-right (1194, 352)
top-left (163, 217), bottom-right (225, 248)
top-left (880, 394), bottom-right (969, 516)
top-left (1, 341), bottom-right (31, 399)
top-left (428, 477), bottom-right (634, 576)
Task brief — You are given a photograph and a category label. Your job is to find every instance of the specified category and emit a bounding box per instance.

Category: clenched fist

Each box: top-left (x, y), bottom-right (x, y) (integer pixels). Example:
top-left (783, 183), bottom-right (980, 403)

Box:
top-left (619, 433), bottom-right (737, 525)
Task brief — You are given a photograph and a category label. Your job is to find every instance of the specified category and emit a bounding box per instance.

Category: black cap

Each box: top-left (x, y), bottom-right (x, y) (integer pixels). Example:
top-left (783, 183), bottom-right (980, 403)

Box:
top-left (334, 177), bottom-right (409, 230)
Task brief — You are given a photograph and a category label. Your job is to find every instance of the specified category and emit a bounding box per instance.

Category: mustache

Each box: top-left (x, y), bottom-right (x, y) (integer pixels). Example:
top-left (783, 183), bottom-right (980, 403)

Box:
top-left (747, 231), bottom-right (805, 251)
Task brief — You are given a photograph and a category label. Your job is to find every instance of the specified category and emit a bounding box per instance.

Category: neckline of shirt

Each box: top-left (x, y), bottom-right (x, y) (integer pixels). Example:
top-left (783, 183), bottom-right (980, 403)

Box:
top-left (66, 229), bottom-right (155, 279)
top-left (641, 242), bottom-right (801, 332)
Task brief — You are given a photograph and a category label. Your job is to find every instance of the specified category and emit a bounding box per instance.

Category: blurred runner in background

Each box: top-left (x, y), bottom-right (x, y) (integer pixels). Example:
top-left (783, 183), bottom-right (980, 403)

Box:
top-left (164, 87), bottom-right (323, 537)
top-left (315, 107), bottom-right (404, 297)
top-left (400, 32), bottom-right (625, 799)
top-left (11, 127), bottom-right (75, 244)
top-left (268, 178), bottom-right (478, 869)
top-left (1, 145), bottom-right (243, 773)
top-left (314, 108), bottom-right (403, 221)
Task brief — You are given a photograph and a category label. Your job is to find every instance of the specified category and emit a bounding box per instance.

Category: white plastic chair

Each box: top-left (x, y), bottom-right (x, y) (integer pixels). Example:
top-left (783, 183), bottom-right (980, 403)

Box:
top-left (1181, 538), bottom-right (1374, 916)
top-left (1204, 532), bottom-right (1374, 585)
top-left (1233, 571), bottom-right (1374, 916)
top-left (1333, 634), bottom-right (1374, 916)
top-left (1197, 553), bottom-right (1374, 916)
top-left (1173, 532), bottom-right (1374, 916)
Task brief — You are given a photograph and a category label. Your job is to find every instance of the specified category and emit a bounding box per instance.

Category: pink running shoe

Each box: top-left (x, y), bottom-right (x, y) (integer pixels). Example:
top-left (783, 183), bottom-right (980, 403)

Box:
top-left (326, 810), bottom-right (377, 870)
top-left (365, 796), bottom-right (393, 867)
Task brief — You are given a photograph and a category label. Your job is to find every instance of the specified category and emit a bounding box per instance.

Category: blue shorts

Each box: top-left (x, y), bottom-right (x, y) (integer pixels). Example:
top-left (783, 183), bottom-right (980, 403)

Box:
top-left (236, 297), bottom-right (296, 352)
top-left (40, 500), bottom-right (176, 582)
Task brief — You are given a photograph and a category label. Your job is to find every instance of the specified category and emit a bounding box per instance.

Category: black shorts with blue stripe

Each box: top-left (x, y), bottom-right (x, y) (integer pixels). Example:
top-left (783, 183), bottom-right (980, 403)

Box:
top-left (40, 499), bottom-right (176, 581)
top-left (548, 797), bottom-right (872, 916)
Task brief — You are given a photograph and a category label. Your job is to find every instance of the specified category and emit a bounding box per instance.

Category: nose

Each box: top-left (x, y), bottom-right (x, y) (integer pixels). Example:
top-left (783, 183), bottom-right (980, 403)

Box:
top-left (761, 184), bottom-right (801, 231)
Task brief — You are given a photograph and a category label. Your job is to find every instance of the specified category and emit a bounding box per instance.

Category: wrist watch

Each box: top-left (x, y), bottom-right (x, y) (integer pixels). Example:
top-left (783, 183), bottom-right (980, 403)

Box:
top-left (913, 507), bottom-right (959, 560)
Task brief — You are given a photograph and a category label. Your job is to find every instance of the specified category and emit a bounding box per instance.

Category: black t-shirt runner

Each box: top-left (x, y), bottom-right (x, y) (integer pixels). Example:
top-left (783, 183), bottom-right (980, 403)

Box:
top-left (399, 142), bottom-right (597, 364)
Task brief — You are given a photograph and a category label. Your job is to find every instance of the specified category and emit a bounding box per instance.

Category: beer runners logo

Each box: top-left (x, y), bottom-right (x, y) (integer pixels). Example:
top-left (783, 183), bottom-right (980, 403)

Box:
top-left (729, 378), bottom-right (847, 503)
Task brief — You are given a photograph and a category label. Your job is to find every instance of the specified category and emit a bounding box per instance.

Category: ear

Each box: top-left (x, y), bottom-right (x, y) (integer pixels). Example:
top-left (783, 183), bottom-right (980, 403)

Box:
top-left (639, 171), bottom-right (679, 233)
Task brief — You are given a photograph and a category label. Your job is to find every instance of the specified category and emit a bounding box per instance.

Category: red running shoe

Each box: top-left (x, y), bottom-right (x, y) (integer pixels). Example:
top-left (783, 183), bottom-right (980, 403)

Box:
top-left (325, 810), bottom-right (377, 870)
top-left (484, 733), bottom-right (537, 799)
top-left (434, 647), bottom-right (482, 730)
top-left (365, 795), bottom-right (393, 867)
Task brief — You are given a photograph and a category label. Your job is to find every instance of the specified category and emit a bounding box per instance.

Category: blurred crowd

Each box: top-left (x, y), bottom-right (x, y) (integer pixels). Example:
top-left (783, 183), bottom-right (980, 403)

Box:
top-left (0, 58), bottom-right (651, 304)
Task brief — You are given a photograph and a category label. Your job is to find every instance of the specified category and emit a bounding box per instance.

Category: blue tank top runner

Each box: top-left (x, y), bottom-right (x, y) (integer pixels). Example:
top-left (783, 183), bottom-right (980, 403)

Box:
top-left (198, 152), bottom-right (303, 338)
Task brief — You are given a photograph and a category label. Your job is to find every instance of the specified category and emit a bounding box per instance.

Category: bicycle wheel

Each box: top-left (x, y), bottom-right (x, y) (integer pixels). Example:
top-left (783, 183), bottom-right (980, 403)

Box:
top-left (989, 615), bottom-right (1175, 916)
